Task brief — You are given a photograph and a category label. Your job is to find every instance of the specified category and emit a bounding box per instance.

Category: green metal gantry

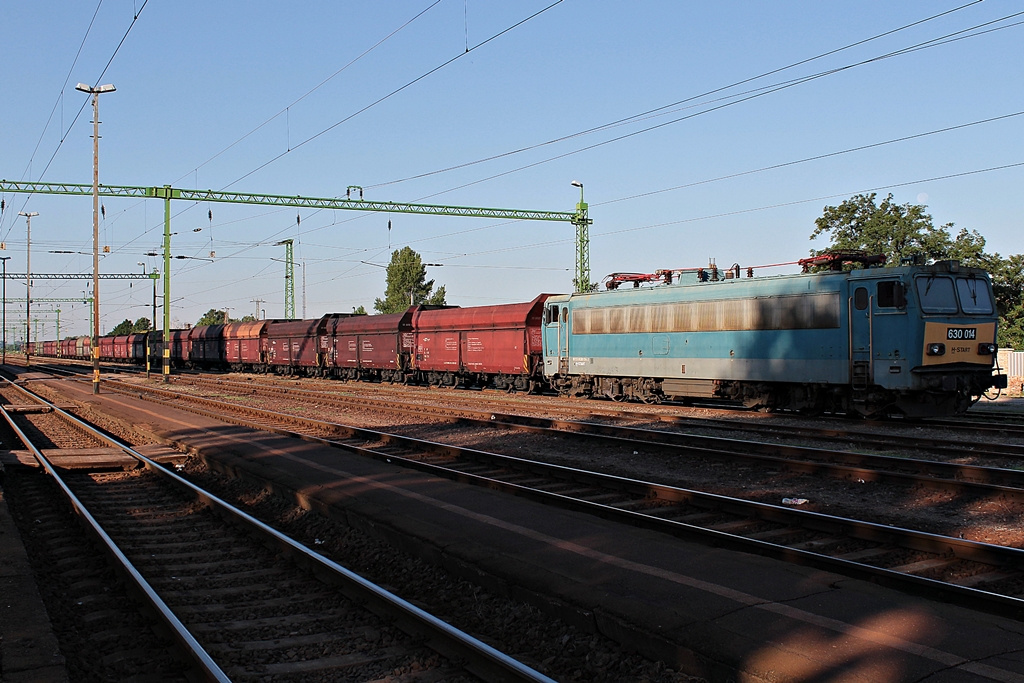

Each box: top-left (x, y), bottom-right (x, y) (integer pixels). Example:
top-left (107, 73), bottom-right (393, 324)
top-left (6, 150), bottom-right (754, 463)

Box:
top-left (0, 179), bottom-right (593, 383)
top-left (275, 239), bottom-right (295, 320)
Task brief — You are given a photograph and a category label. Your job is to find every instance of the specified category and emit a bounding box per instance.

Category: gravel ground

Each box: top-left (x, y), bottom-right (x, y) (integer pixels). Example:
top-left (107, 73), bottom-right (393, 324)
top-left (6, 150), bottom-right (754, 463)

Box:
top-left (29, 378), bottom-right (705, 682)
top-left (145, 375), bottom-right (1024, 549)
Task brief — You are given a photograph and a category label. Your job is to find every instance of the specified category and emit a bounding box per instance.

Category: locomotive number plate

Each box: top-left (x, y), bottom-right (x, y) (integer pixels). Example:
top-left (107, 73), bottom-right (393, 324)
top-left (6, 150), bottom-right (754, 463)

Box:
top-left (946, 327), bottom-right (977, 340)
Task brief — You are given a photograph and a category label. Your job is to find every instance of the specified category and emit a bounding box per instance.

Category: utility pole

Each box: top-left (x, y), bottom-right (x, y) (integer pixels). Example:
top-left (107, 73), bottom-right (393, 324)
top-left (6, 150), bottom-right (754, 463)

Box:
top-left (251, 298), bottom-right (265, 319)
top-left (76, 81), bottom-right (116, 394)
top-left (222, 307), bottom-right (233, 324)
top-left (18, 211), bottom-right (37, 364)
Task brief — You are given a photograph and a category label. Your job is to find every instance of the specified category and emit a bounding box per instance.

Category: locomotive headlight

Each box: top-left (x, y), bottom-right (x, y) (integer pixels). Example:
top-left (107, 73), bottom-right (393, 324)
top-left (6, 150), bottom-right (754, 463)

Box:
top-left (926, 343), bottom-right (946, 356)
top-left (977, 343), bottom-right (996, 355)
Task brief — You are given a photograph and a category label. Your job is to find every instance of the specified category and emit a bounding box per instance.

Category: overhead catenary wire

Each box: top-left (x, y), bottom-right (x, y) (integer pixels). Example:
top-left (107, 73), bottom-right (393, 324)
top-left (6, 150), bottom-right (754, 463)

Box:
top-left (2, 0), bottom-right (150, 243)
top-left (221, 0), bottom-right (567, 190)
top-left (364, 0), bottom-right (988, 191)
top-left (13, 4), bottom-right (1021, 323)
top-left (406, 10), bottom-right (1024, 205)
top-left (179, 0), bottom-right (444, 185)
top-left (95, 3), bottom-right (997, 270)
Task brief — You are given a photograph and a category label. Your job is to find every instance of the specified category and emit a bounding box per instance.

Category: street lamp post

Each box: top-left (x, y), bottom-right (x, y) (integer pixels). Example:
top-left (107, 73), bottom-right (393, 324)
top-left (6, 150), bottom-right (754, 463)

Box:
top-left (0, 256), bottom-right (9, 365)
top-left (76, 81), bottom-right (115, 394)
top-left (18, 211), bottom-right (37, 364)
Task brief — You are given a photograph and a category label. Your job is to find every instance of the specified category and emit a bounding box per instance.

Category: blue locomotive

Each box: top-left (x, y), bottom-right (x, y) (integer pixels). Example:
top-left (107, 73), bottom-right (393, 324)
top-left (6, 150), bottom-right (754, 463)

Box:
top-left (540, 254), bottom-right (1006, 417)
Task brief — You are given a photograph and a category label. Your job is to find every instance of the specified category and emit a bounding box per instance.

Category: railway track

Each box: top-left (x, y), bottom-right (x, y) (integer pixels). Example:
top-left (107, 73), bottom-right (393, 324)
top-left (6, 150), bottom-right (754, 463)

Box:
top-left (50, 372), bottom-right (1024, 620)
top-left (170, 370), bottom-right (1024, 449)
top-left (0, 378), bottom-right (555, 683)
top-left (168, 375), bottom-right (1024, 491)
top-left (25, 355), bottom-right (1024, 441)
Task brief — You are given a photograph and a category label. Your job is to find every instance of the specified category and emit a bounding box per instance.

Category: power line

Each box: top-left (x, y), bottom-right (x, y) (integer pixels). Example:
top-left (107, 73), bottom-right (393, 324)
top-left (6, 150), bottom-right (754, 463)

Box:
top-left (179, 0), bottom-right (444, 185)
top-left (364, 0), bottom-right (988, 191)
top-left (596, 110), bottom-right (1024, 208)
top-left (407, 10), bottom-right (1024, 204)
top-left (450, 160), bottom-right (1024, 261)
top-left (2, 1), bottom-right (150, 242)
top-left (221, 0), bottom-right (567, 190)
top-left (16, 1), bottom-right (103, 185)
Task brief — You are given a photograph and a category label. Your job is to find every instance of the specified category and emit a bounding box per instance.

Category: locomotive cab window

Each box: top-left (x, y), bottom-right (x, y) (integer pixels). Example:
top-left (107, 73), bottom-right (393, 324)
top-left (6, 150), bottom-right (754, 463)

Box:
top-left (546, 304), bottom-right (559, 324)
top-left (956, 277), bottom-right (994, 314)
top-left (876, 281), bottom-right (906, 309)
top-left (915, 275), bottom-right (958, 314)
top-left (854, 287), bottom-right (869, 310)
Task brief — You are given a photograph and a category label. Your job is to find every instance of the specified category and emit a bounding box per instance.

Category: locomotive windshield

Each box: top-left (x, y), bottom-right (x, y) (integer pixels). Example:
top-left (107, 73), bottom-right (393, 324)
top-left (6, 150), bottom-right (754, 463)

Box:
top-left (915, 275), bottom-right (994, 315)
top-left (956, 276), bottom-right (994, 314)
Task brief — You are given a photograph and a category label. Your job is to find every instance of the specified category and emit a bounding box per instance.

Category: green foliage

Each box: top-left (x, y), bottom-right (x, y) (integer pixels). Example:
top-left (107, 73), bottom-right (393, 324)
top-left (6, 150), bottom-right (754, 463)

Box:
top-left (108, 317), bottom-right (152, 334)
top-left (999, 304), bottom-right (1024, 350)
top-left (373, 247), bottom-right (447, 314)
top-left (982, 253), bottom-right (1024, 348)
top-left (811, 193), bottom-right (1023, 349)
top-left (810, 193), bottom-right (953, 264)
top-left (108, 319), bottom-right (134, 335)
top-left (352, 305), bottom-right (368, 315)
top-left (239, 314), bottom-right (257, 323)
top-left (196, 308), bottom-right (230, 326)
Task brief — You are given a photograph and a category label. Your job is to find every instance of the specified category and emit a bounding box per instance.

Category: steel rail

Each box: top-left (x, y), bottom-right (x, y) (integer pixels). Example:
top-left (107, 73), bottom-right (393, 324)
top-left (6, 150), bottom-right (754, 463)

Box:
top-left (0, 379), bottom-right (230, 682)
top-left (172, 372), bottom-right (1024, 459)
top-left (8, 378), bottom-right (555, 683)
top-left (83, 375), bottom-right (1024, 619)
top-left (169, 375), bottom-right (1024, 494)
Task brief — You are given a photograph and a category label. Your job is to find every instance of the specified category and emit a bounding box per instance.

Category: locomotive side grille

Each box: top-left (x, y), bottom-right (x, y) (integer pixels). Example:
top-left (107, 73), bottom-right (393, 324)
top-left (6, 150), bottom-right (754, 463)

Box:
top-left (572, 292), bottom-right (841, 334)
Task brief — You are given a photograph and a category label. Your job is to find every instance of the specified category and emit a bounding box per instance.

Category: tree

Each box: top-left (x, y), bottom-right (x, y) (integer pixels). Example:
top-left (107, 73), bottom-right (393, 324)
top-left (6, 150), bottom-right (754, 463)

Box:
top-left (239, 314), bottom-right (257, 323)
top-left (810, 193), bottom-right (1023, 348)
top-left (373, 247), bottom-right (447, 314)
top-left (810, 193), bottom-right (953, 265)
top-left (196, 309), bottom-right (230, 326)
top-left (133, 317), bottom-right (151, 332)
top-left (985, 253), bottom-right (1024, 349)
top-left (352, 305), bottom-right (368, 315)
top-left (109, 319), bottom-right (134, 335)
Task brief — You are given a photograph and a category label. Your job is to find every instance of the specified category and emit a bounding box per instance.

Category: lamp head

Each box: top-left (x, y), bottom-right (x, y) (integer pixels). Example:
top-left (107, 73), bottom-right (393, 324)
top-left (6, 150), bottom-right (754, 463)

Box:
top-left (75, 83), bottom-right (116, 94)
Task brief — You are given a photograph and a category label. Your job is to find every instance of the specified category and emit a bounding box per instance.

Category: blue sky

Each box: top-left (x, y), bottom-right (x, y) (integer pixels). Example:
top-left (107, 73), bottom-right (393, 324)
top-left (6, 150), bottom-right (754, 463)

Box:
top-left (2, 1), bottom-right (1021, 337)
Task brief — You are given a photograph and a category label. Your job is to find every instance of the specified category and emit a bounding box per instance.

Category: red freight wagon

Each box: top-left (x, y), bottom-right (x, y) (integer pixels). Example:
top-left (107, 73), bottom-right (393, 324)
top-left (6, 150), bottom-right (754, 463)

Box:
top-left (128, 333), bottom-right (147, 363)
top-left (410, 294), bottom-right (550, 390)
top-left (264, 319), bottom-right (324, 375)
top-left (43, 340), bottom-right (58, 356)
top-left (99, 335), bottom-right (116, 361)
top-left (112, 335), bottom-right (132, 360)
top-left (325, 311), bottom-right (412, 381)
top-left (190, 325), bottom-right (226, 366)
top-left (223, 321), bottom-right (267, 370)
top-left (76, 335), bottom-right (92, 360)
top-left (168, 329), bottom-right (192, 366)
top-left (60, 338), bottom-right (75, 358)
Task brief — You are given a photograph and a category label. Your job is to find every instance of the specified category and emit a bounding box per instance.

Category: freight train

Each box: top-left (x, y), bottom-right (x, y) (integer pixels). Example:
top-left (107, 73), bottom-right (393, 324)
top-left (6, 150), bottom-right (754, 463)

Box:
top-left (32, 253), bottom-right (1007, 417)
